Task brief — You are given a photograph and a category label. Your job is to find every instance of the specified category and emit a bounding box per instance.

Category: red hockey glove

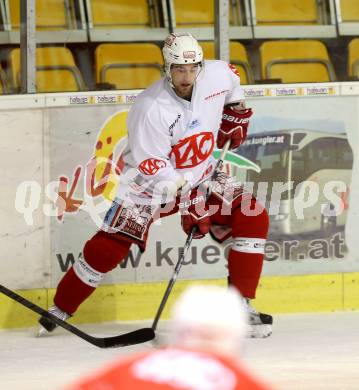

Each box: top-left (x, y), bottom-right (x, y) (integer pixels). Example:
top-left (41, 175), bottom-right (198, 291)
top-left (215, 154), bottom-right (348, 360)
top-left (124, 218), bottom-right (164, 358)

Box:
top-left (179, 189), bottom-right (211, 239)
top-left (217, 106), bottom-right (253, 149)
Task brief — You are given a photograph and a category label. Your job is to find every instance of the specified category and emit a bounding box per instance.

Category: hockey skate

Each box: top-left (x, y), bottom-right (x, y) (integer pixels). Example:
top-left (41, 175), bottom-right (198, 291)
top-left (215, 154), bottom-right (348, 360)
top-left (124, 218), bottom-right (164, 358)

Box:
top-left (244, 298), bottom-right (273, 338)
top-left (37, 305), bottom-right (71, 336)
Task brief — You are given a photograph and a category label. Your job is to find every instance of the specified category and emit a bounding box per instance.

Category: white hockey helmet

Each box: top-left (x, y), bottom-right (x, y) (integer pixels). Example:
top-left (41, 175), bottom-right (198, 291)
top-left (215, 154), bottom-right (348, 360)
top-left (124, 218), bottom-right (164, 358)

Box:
top-left (170, 285), bottom-right (247, 355)
top-left (162, 32), bottom-right (203, 82)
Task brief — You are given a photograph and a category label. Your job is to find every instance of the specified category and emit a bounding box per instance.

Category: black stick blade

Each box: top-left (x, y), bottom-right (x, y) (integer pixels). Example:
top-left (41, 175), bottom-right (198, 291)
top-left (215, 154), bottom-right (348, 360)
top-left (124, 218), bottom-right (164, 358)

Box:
top-left (101, 328), bottom-right (155, 348)
top-left (0, 284), bottom-right (155, 348)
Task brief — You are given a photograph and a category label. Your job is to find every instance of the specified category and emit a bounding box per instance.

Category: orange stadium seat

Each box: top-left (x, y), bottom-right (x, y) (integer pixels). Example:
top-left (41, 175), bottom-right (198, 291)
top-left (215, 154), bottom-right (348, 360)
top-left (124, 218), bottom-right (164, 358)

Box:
top-left (9, 0), bottom-right (72, 30)
top-left (348, 38), bottom-right (359, 78)
top-left (173, 0), bottom-right (237, 27)
top-left (200, 41), bottom-right (254, 84)
top-left (340, 0), bottom-right (359, 22)
top-left (10, 47), bottom-right (86, 92)
top-left (255, 0), bottom-right (319, 25)
top-left (88, 0), bottom-right (154, 28)
top-left (260, 40), bottom-right (336, 83)
top-left (95, 43), bottom-right (163, 90)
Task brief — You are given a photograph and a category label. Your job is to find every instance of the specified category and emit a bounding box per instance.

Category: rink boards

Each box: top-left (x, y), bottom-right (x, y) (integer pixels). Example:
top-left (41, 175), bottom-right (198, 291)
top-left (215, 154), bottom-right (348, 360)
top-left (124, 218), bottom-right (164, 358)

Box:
top-left (1, 273), bottom-right (359, 329)
top-left (1, 84), bottom-right (359, 328)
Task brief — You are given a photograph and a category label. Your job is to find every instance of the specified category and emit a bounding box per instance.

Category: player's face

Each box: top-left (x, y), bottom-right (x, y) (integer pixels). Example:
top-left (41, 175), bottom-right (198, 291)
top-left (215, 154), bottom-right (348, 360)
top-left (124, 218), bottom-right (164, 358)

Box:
top-left (170, 64), bottom-right (200, 99)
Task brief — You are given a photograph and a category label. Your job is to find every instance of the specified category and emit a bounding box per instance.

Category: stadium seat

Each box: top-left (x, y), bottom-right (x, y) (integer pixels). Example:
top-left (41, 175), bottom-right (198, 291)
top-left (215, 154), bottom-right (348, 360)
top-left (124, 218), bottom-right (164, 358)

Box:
top-left (88, 0), bottom-right (154, 28)
top-left (340, 0), bottom-right (359, 22)
top-left (0, 2), bottom-right (5, 30)
top-left (0, 66), bottom-right (8, 94)
top-left (9, 47), bottom-right (86, 92)
top-left (200, 41), bottom-right (254, 84)
top-left (9, 0), bottom-right (72, 30)
top-left (95, 43), bottom-right (163, 89)
top-left (255, 0), bottom-right (319, 25)
top-left (260, 40), bottom-right (336, 83)
top-left (173, 0), bottom-right (237, 27)
top-left (348, 38), bottom-right (359, 78)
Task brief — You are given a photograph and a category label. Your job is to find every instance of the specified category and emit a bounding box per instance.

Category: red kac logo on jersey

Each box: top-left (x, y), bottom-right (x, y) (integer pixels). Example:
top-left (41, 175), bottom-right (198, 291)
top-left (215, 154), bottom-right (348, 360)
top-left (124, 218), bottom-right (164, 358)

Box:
top-left (170, 132), bottom-right (214, 168)
top-left (228, 63), bottom-right (240, 78)
top-left (138, 158), bottom-right (166, 175)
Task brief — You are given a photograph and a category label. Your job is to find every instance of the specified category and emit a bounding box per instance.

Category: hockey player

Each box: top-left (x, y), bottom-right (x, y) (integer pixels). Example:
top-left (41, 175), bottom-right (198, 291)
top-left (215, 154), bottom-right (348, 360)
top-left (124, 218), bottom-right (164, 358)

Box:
top-left (65, 285), bottom-right (273, 390)
top-left (39, 32), bottom-right (272, 338)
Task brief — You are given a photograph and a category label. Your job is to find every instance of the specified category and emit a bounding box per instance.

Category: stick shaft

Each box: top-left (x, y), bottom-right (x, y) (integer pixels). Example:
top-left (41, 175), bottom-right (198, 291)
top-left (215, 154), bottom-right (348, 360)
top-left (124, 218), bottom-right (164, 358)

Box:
top-left (151, 140), bottom-right (231, 331)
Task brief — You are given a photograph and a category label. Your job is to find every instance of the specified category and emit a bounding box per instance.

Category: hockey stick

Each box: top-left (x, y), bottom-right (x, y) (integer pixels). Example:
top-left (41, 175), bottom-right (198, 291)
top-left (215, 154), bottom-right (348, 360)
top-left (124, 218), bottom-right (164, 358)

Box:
top-left (151, 140), bottom-right (231, 332)
top-left (0, 144), bottom-right (230, 345)
top-left (0, 284), bottom-right (155, 348)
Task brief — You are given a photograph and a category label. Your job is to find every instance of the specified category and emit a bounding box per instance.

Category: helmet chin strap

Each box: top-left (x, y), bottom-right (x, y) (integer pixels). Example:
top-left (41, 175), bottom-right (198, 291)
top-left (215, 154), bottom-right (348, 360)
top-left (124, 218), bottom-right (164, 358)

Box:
top-left (166, 73), bottom-right (175, 89)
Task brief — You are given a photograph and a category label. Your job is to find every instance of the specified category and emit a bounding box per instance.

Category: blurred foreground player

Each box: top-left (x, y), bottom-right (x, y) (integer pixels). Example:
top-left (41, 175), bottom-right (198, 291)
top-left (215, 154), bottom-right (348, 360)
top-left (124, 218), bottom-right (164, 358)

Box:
top-left (39, 32), bottom-right (272, 338)
top-left (65, 285), bottom-right (273, 390)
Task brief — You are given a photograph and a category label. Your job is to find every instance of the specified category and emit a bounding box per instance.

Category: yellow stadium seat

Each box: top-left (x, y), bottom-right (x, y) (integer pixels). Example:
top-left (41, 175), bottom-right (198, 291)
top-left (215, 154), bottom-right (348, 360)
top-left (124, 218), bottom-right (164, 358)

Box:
top-left (10, 47), bottom-right (85, 92)
top-left (173, 0), bottom-right (236, 27)
top-left (200, 41), bottom-right (253, 84)
top-left (260, 40), bottom-right (336, 83)
top-left (348, 39), bottom-right (359, 78)
top-left (89, 0), bottom-right (152, 28)
top-left (340, 0), bottom-right (359, 22)
top-left (0, 66), bottom-right (8, 94)
top-left (9, 0), bottom-right (71, 30)
top-left (95, 43), bottom-right (163, 89)
top-left (255, 0), bottom-right (318, 25)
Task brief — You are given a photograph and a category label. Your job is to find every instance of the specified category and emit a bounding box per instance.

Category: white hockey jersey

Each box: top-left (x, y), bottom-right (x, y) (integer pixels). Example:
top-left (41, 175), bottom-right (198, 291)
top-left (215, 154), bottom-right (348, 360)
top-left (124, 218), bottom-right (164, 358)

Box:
top-left (118, 60), bottom-right (245, 205)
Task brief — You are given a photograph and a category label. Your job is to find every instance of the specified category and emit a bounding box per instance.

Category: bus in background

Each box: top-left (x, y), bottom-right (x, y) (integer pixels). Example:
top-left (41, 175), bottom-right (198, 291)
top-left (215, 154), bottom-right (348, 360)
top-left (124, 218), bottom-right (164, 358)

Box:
top-left (235, 130), bottom-right (353, 239)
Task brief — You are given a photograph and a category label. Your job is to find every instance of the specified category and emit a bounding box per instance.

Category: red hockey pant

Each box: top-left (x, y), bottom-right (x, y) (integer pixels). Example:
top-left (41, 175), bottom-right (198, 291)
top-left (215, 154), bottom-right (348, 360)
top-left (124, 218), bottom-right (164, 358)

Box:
top-left (54, 197), bottom-right (269, 314)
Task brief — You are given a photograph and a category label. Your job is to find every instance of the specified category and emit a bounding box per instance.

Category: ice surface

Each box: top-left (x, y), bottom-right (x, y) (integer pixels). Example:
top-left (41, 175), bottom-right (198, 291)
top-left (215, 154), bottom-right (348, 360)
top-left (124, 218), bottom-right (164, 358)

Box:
top-left (0, 312), bottom-right (358, 390)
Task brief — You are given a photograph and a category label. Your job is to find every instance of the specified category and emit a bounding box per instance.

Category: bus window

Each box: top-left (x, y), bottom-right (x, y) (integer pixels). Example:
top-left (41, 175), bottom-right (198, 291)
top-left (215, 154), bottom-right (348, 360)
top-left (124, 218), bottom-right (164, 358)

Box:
top-left (335, 139), bottom-right (353, 169)
top-left (237, 134), bottom-right (291, 201)
top-left (302, 137), bottom-right (337, 174)
top-left (238, 134), bottom-right (291, 184)
top-left (291, 136), bottom-right (352, 190)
